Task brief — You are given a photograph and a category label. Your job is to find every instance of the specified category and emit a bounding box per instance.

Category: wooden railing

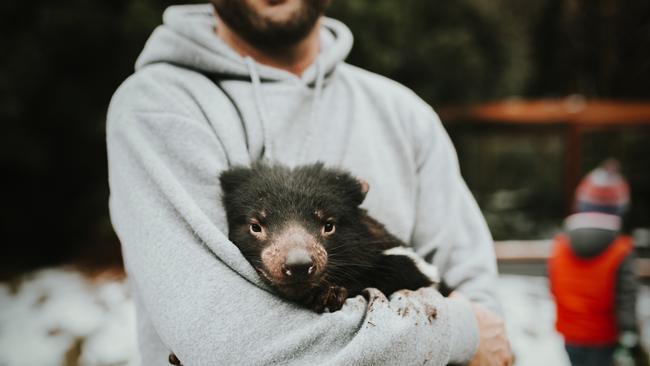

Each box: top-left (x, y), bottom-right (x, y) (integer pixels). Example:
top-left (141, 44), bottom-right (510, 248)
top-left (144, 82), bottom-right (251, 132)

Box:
top-left (494, 240), bottom-right (650, 279)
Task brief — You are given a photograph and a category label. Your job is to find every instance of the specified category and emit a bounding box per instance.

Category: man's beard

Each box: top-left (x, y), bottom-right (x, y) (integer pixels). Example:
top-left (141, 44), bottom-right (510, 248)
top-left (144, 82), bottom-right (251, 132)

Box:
top-left (212, 0), bottom-right (329, 52)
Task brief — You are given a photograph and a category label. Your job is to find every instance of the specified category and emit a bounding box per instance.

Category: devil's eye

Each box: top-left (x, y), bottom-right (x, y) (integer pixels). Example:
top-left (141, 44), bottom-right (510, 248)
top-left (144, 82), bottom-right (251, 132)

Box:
top-left (323, 222), bottom-right (335, 233)
top-left (250, 223), bottom-right (262, 233)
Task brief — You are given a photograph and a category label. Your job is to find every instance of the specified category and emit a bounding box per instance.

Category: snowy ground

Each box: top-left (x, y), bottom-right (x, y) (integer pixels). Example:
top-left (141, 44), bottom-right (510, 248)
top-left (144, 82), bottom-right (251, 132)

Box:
top-left (0, 268), bottom-right (647, 366)
top-left (497, 275), bottom-right (571, 366)
top-left (0, 269), bottom-right (139, 366)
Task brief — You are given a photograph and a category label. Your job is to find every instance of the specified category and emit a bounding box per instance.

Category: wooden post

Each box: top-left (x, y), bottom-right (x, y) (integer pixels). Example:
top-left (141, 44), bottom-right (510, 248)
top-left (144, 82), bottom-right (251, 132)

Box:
top-left (564, 123), bottom-right (582, 214)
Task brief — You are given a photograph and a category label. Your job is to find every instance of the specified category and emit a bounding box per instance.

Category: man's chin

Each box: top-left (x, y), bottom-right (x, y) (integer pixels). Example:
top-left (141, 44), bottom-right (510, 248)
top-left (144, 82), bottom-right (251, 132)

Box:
top-left (213, 0), bottom-right (328, 49)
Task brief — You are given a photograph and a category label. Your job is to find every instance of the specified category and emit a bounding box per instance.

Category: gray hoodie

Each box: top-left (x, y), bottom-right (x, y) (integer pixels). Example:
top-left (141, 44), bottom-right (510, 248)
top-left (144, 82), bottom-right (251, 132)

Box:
top-left (107, 4), bottom-right (499, 365)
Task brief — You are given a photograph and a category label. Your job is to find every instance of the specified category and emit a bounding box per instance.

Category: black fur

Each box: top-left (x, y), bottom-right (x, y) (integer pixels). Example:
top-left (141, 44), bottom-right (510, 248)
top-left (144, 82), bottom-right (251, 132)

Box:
top-left (220, 162), bottom-right (437, 312)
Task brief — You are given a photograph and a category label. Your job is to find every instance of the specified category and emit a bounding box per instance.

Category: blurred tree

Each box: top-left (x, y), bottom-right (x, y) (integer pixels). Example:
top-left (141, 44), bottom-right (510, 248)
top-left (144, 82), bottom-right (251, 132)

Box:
top-left (328, 0), bottom-right (650, 103)
top-left (327, 0), bottom-right (549, 104)
top-left (532, 0), bottom-right (650, 98)
top-left (0, 0), bottom-right (200, 278)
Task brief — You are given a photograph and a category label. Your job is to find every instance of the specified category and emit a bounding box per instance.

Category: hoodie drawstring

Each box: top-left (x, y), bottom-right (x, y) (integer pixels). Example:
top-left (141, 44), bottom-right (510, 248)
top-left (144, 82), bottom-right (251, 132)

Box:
top-left (244, 56), bottom-right (325, 163)
top-left (245, 56), bottom-right (270, 159)
top-left (300, 60), bottom-right (325, 160)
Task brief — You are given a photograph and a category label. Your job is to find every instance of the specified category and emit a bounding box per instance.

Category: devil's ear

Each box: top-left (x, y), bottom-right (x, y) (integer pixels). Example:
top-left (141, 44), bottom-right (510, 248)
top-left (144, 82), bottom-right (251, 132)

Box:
top-left (346, 177), bottom-right (369, 206)
top-left (219, 166), bottom-right (253, 194)
top-left (358, 179), bottom-right (369, 202)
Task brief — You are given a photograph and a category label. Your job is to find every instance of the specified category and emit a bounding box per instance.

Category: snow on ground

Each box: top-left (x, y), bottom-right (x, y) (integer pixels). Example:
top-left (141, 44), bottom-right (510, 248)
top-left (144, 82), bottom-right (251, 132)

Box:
top-left (0, 268), bottom-right (139, 366)
top-left (0, 268), bottom-right (647, 365)
top-left (498, 275), bottom-right (570, 366)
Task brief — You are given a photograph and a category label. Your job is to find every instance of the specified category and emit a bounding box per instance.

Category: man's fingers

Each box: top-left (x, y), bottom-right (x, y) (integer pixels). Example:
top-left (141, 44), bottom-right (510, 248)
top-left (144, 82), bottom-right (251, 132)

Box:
top-left (448, 297), bottom-right (514, 366)
top-left (467, 301), bottom-right (514, 366)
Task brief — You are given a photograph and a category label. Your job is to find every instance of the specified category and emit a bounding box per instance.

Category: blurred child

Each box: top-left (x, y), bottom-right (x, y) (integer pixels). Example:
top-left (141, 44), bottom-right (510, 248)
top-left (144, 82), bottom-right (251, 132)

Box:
top-left (549, 160), bottom-right (640, 366)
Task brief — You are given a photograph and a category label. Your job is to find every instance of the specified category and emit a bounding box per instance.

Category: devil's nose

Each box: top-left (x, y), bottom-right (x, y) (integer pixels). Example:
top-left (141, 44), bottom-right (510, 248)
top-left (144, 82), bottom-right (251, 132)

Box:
top-left (283, 248), bottom-right (314, 279)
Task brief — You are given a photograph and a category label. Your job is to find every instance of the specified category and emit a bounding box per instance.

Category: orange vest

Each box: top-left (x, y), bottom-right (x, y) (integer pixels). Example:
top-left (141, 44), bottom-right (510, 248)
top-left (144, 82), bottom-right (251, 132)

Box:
top-left (548, 234), bottom-right (633, 345)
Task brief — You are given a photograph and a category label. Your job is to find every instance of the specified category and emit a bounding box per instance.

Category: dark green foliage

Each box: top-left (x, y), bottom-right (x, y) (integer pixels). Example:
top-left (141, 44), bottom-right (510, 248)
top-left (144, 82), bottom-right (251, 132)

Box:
top-left (327, 0), bottom-right (547, 104)
top-left (532, 0), bottom-right (650, 98)
top-left (446, 125), bottom-right (567, 240)
top-left (0, 0), bottom-right (202, 277)
top-left (327, 0), bottom-right (650, 103)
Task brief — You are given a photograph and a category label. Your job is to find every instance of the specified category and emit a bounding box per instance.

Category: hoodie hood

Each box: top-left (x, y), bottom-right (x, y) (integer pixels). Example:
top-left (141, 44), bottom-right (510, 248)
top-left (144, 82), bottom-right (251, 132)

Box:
top-left (135, 4), bottom-right (353, 84)
top-left (564, 212), bottom-right (621, 258)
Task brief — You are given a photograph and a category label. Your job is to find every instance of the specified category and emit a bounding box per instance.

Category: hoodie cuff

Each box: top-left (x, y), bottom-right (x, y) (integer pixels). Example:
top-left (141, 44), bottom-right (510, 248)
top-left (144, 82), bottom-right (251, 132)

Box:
top-left (446, 297), bottom-right (480, 364)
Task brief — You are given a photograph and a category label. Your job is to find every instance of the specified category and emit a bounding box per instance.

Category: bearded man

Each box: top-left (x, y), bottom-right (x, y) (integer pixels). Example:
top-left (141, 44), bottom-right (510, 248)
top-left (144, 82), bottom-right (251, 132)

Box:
top-left (107, 1), bottom-right (512, 365)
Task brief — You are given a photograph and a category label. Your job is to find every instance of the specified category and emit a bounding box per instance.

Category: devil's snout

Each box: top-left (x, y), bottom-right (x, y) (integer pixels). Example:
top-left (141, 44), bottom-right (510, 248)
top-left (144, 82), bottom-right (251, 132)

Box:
top-left (282, 248), bottom-right (315, 281)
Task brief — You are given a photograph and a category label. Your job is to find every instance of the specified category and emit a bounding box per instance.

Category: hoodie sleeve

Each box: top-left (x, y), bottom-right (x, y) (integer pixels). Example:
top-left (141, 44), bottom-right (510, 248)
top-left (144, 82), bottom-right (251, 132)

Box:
top-left (106, 68), bottom-right (478, 365)
top-left (408, 101), bottom-right (501, 315)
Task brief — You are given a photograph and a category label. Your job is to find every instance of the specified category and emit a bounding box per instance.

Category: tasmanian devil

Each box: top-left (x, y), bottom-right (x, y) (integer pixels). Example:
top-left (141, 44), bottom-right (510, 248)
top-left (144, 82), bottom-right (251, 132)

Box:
top-left (219, 162), bottom-right (440, 312)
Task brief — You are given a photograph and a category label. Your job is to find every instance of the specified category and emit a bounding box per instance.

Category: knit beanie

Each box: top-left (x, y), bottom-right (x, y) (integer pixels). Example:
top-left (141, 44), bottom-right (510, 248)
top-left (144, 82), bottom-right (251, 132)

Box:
top-left (574, 159), bottom-right (630, 216)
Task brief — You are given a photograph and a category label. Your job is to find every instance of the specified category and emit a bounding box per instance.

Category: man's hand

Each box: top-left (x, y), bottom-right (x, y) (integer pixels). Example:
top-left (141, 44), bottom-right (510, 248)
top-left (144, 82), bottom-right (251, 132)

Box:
top-left (450, 292), bottom-right (513, 366)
